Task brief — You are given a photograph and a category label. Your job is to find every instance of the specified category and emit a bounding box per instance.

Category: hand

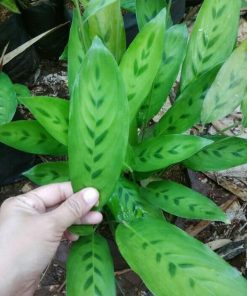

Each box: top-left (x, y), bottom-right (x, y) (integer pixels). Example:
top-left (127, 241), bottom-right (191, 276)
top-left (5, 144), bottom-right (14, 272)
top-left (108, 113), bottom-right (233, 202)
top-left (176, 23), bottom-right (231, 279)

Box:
top-left (0, 182), bottom-right (102, 296)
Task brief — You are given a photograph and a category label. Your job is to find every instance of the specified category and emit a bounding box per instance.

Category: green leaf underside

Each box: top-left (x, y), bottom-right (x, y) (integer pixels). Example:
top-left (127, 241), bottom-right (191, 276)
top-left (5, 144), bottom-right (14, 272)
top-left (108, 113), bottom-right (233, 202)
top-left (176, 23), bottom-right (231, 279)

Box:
top-left (133, 135), bottom-right (212, 172)
top-left (120, 0), bottom-right (135, 12)
top-left (140, 24), bottom-right (188, 125)
top-left (153, 64), bottom-right (220, 137)
top-left (0, 72), bottom-right (17, 125)
top-left (0, 120), bottom-right (67, 155)
top-left (0, 0), bottom-right (20, 12)
top-left (19, 96), bottom-right (69, 146)
top-left (181, 0), bottom-right (241, 90)
top-left (183, 137), bottom-right (247, 171)
top-left (107, 177), bottom-right (162, 222)
top-left (120, 8), bottom-right (166, 122)
top-left (69, 38), bottom-right (129, 207)
top-left (142, 180), bottom-right (227, 222)
top-left (14, 84), bottom-right (31, 98)
top-left (116, 217), bottom-right (247, 296)
top-left (201, 39), bottom-right (247, 123)
top-left (23, 162), bottom-right (69, 186)
top-left (67, 234), bottom-right (115, 296)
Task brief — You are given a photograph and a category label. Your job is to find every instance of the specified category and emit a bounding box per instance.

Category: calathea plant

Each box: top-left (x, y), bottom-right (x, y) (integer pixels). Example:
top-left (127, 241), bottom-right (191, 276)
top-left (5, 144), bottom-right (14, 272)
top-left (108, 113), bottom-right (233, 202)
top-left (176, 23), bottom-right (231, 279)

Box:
top-left (0, 0), bottom-right (247, 295)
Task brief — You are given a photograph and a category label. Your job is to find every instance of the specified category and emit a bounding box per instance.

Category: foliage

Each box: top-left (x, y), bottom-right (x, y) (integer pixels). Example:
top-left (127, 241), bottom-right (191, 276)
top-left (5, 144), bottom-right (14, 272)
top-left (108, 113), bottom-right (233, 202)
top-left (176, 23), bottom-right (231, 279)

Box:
top-left (0, 0), bottom-right (20, 13)
top-left (1, 0), bottom-right (247, 295)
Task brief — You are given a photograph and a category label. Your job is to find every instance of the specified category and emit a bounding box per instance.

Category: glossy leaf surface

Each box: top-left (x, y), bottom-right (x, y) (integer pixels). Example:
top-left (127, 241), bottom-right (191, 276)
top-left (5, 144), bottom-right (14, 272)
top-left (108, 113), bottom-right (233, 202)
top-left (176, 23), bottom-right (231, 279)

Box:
top-left (116, 217), bottom-right (247, 296)
top-left (19, 96), bottom-right (69, 146)
top-left (67, 234), bottom-right (115, 296)
top-left (133, 135), bottom-right (212, 172)
top-left (183, 137), bottom-right (247, 171)
top-left (0, 120), bottom-right (67, 155)
top-left (181, 0), bottom-right (241, 89)
top-left (24, 162), bottom-right (69, 185)
top-left (120, 9), bottom-right (166, 122)
top-left (0, 72), bottom-right (17, 125)
top-left (201, 39), bottom-right (247, 123)
top-left (69, 38), bottom-right (129, 207)
top-left (142, 180), bottom-right (227, 222)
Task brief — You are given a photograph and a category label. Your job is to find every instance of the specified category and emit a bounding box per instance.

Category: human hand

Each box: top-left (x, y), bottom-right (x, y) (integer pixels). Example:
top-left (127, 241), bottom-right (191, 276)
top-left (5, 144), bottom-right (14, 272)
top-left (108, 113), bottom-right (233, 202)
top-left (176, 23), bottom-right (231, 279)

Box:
top-left (0, 182), bottom-right (102, 296)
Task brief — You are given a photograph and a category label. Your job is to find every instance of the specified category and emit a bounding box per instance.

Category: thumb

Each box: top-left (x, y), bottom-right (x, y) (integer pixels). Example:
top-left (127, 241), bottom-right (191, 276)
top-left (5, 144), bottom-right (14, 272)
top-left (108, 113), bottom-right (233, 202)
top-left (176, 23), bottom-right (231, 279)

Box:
top-left (47, 187), bottom-right (99, 230)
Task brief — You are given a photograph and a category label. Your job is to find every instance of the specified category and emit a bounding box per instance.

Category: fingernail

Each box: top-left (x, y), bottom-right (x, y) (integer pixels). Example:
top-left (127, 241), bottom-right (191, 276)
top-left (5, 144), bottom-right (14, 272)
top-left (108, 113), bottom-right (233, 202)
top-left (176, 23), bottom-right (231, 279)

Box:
top-left (82, 188), bottom-right (99, 206)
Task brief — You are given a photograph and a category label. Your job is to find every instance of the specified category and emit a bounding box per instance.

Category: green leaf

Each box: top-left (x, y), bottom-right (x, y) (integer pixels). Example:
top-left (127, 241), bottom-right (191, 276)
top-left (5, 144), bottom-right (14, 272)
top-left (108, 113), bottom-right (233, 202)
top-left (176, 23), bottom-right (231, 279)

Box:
top-left (121, 0), bottom-right (136, 12)
top-left (116, 217), bottom-right (247, 296)
top-left (82, 0), bottom-right (116, 22)
top-left (201, 39), bottom-right (247, 124)
top-left (242, 0), bottom-right (247, 8)
top-left (153, 64), bottom-right (221, 136)
top-left (23, 162), bottom-right (69, 185)
top-left (183, 136), bottom-right (247, 171)
top-left (0, 120), bottom-right (67, 155)
top-left (133, 134), bottom-right (212, 172)
top-left (140, 24), bottom-right (188, 125)
top-left (0, 72), bottom-right (17, 125)
top-left (241, 95), bottom-right (247, 127)
top-left (14, 84), bottom-right (30, 98)
top-left (0, 0), bottom-right (20, 13)
top-left (19, 96), bottom-right (69, 146)
top-left (142, 180), bottom-right (227, 222)
top-left (181, 0), bottom-right (241, 90)
top-left (120, 8), bottom-right (166, 122)
top-left (69, 37), bottom-right (129, 207)
top-left (67, 234), bottom-right (115, 296)
top-left (68, 225), bottom-right (94, 236)
top-left (136, 0), bottom-right (166, 30)
top-left (107, 177), bottom-right (162, 222)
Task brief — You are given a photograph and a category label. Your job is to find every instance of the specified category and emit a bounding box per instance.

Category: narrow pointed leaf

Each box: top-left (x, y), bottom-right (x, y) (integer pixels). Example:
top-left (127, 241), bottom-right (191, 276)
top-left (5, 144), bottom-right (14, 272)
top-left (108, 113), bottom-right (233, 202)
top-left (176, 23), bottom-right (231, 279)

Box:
top-left (0, 0), bottom-right (20, 12)
top-left (69, 38), bottom-right (129, 207)
top-left (23, 162), bottom-right (69, 185)
top-left (0, 72), bottom-right (17, 125)
top-left (181, 0), bottom-right (241, 90)
top-left (183, 137), bottom-right (247, 171)
top-left (142, 180), bottom-right (227, 222)
top-left (116, 217), bottom-right (247, 296)
top-left (82, 0), bottom-right (116, 22)
top-left (133, 135), bottom-right (212, 172)
top-left (67, 234), bottom-right (115, 296)
top-left (201, 40), bottom-right (247, 123)
top-left (19, 96), bottom-right (69, 146)
top-left (120, 9), bottom-right (166, 122)
top-left (0, 120), bottom-right (67, 155)
top-left (14, 84), bottom-right (30, 98)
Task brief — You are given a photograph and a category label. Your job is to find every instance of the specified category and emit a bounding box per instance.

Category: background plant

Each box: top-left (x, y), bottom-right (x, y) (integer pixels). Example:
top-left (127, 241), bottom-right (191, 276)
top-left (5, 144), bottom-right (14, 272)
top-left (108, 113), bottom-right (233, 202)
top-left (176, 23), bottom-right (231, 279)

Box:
top-left (1, 0), bottom-right (247, 295)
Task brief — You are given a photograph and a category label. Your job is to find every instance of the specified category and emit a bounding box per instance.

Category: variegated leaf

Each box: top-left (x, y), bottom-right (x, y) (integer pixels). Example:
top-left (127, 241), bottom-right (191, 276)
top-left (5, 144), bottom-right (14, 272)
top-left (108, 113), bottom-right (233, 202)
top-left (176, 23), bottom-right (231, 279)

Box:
top-left (116, 217), bottom-right (247, 296)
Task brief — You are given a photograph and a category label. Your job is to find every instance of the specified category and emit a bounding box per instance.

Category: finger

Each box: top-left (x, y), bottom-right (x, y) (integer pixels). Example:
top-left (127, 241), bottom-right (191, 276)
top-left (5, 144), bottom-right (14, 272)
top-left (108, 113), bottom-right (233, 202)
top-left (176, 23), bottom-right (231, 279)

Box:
top-left (80, 211), bottom-right (103, 225)
top-left (46, 187), bottom-right (99, 230)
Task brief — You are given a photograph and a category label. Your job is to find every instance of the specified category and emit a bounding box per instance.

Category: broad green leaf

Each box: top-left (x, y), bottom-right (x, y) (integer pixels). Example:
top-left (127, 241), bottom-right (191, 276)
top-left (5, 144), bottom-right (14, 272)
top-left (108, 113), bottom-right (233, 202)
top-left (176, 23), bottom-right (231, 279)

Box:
top-left (0, 120), bottom-right (67, 155)
top-left (23, 162), bottom-right (69, 185)
top-left (121, 0), bottom-right (136, 12)
top-left (19, 96), bottom-right (69, 146)
top-left (136, 0), bottom-right (166, 30)
top-left (153, 65), bottom-right (220, 136)
top-left (69, 38), bottom-right (129, 207)
top-left (14, 84), bottom-right (30, 98)
top-left (120, 8), bottom-right (166, 122)
top-left (201, 39), bottom-right (247, 124)
top-left (183, 136), bottom-right (247, 171)
top-left (68, 225), bottom-right (94, 236)
top-left (142, 180), bottom-right (227, 222)
top-left (68, 10), bottom-right (85, 93)
top-left (107, 177), bottom-right (162, 222)
top-left (181, 0), bottom-right (241, 90)
top-left (116, 217), bottom-right (247, 296)
top-left (0, 72), bottom-right (17, 125)
top-left (0, 0), bottom-right (20, 12)
top-left (133, 134), bottom-right (212, 172)
top-left (241, 95), bottom-right (247, 127)
top-left (83, 0), bottom-right (126, 63)
top-left (140, 24), bottom-right (188, 125)
top-left (67, 234), bottom-right (115, 296)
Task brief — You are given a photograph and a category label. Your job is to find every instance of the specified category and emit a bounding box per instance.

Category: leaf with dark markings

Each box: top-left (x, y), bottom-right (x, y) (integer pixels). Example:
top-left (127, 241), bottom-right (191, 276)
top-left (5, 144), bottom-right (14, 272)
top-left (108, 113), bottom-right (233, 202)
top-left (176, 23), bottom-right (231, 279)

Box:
top-left (133, 134), bottom-right (212, 172)
top-left (0, 120), bottom-right (67, 155)
top-left (67, 234), bottom-right (115, 296)
top-left (69, 38), bottom-right (129, 207)
top-left (201, 39), bottom-right (247, 123)
top-left (116, 217), bottom-right (247, 296)
top-left (183, 137), bottom-right (247, 171)
top-left (19, 96), bottom-right (69, 146)
top-left (142, 180), bottom-right (227, 222)
top-left (181, 0), bottom-right (241, 89)
top-left (120, 8), bottom-right (166, 122)
top-left (23, 162), bottom-right (69, 185)
top-left (0, 72), bottom-right (17, 125)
